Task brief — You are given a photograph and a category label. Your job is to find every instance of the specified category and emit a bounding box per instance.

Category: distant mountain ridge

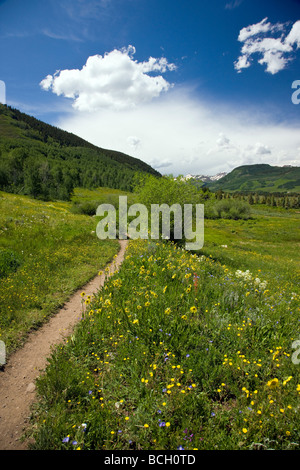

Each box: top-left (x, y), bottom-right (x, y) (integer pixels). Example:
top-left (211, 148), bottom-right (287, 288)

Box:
top-left (183, 172), bottom-right (227, 183)
top-left (206, 164), bottom-right (300, 193)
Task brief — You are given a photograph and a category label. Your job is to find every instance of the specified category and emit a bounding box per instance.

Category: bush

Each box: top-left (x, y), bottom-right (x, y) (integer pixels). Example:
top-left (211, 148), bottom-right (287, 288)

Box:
top-left (0, 248), bottom-right (22, 278)
top-left (211, 199), bottom-right (251, 220)
top-left (70, 201), bottom-right (100, 216)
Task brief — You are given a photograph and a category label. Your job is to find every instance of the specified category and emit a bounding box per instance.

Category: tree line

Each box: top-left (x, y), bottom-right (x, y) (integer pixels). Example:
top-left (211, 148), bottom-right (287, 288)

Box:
top-left (214, 189), bottom-right (300, 209)
top-left (0, 104), bottom-right (160, 200)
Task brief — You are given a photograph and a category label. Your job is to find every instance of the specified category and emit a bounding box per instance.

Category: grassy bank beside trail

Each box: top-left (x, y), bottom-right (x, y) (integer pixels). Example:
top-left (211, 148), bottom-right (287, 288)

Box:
top-left (201, 205), bottom-right (300, 293)
top-left (28, 234), bottom-right (300, 450)
top-left (0, 191), bottom-right (119, 355)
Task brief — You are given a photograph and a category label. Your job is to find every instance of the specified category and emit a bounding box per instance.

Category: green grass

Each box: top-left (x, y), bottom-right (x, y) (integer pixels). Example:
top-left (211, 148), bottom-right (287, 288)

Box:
top-left (27, 206), bottom-right (300, 450)
top-left (0, 190), bottom-right (119, 355)
top-left (2, 186), bottom-right (298, 450)
top-left (200, 205), bottom-right (300, 293)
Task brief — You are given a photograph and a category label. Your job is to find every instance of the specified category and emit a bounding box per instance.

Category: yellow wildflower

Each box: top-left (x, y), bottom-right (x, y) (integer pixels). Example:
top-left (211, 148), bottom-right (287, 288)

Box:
top-left (266, 378), bottom-right (279, 389)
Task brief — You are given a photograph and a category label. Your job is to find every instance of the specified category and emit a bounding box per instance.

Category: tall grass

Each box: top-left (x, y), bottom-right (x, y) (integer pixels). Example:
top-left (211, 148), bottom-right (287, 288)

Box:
top-left (28, 236), bottom-right (300, 450)
top-left (0, 191), bottom-right (119, 354)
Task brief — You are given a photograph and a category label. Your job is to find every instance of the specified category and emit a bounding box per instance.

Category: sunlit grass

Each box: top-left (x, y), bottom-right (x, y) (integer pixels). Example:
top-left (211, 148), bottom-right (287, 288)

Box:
top-left (0, 191), bottom-right (119, 354)
top-left (28, 229), bottom-right (300, 450)
top-left (200, 206), bottom-right (300, 292)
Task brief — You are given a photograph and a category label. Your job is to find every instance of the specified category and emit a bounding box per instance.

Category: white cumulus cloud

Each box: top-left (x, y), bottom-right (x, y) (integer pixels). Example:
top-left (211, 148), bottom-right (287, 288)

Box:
top-left (40, 45), bottom-right (176, 111)
top-left (56, 88), bottom-right (300, 176)
top-left (234, 18), bottom-right (300, 74)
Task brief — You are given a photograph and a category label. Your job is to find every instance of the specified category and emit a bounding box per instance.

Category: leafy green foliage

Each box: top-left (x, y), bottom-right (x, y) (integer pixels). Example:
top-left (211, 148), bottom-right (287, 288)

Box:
top-left (0, 248), bottom-right (22, 278)
top-left (205, 199), bottom-right (251, 220)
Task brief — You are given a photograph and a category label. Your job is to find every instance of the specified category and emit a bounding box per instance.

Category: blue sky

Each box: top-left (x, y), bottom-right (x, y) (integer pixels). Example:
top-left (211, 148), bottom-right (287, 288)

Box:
top-left (1, 0), bottom-right (300, 175)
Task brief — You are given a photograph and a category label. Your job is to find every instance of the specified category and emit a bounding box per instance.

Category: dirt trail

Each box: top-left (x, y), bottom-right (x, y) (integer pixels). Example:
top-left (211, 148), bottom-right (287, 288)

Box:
top-left (0, 239), bottom-right (128, 450)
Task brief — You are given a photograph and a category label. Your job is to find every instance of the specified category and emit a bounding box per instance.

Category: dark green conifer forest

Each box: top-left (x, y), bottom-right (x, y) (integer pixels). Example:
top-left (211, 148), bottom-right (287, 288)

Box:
top-left (0, 104), bottom-right (160, 200)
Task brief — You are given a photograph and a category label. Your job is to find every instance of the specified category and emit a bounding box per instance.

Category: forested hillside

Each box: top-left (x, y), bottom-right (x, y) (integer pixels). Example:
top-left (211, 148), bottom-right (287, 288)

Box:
top-left (208, 164), bottom-right (300, 193)
top-left (0, 104), bottom-right (160, 200)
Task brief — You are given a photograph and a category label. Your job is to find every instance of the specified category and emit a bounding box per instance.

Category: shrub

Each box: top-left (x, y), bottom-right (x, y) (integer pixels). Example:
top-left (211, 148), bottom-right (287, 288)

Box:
top-left (0, 248), bottom-right (22, 278)
top-left (212, 199), bottom-right (251, 220)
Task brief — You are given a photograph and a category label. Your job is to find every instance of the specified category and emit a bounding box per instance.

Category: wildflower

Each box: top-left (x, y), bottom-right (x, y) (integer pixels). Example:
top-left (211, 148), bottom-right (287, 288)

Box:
top-left (165, 422), bottom-right (171, 427)
top-left (62, 436), bottom-right (70, 443)
top-left (266, 378), bottom-right (279, 389)
top-left (283, 376), bottom-right (293, 386)
top-left (190, 306), bottom-right (197, 314)
top-left (144, 424), bottom-right (149, 428)
top-left (242, 428), bottom-right (248, 434)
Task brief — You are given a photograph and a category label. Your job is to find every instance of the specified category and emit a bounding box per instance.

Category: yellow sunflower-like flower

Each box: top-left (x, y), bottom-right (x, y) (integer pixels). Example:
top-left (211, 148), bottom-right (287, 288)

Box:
top-left (266, 378), bottom-right (279, 389)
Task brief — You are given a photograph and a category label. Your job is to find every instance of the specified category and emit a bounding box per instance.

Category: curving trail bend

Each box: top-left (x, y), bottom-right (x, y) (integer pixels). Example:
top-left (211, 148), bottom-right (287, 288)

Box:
top-left (0, 240), bottom-right (128, 450)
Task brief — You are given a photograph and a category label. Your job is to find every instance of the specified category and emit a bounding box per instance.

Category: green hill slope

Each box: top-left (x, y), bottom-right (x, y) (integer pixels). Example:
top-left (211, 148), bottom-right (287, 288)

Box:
top-left (0, 104), bottom-right (160, 200)
top-left (208, 164), bottom-right (300, 193)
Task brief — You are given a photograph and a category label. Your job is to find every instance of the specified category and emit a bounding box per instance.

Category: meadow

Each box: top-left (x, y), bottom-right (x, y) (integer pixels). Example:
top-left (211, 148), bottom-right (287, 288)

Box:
top-left (26, 197), bottom-right (300, 450)
top-left (0, 190), bottom-right (119, 354)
